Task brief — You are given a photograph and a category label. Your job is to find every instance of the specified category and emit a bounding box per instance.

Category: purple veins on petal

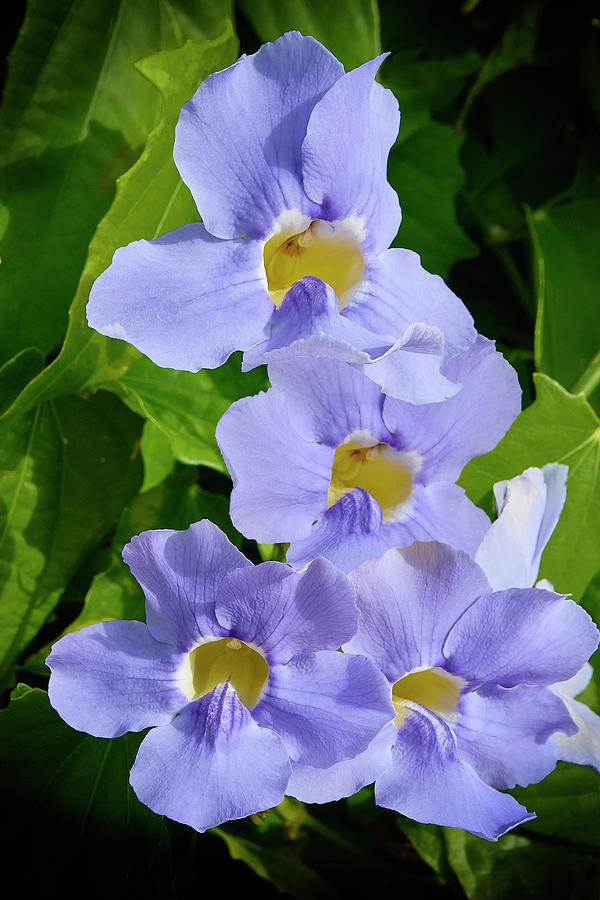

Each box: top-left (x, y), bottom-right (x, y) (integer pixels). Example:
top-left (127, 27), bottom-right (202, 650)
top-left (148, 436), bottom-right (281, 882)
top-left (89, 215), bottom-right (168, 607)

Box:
top-left (47, 520), bottom-right (397, 831)
top-left (87, 31), bottom-right (476, 379)
top-left (341, 540), bottom-right (600, 839)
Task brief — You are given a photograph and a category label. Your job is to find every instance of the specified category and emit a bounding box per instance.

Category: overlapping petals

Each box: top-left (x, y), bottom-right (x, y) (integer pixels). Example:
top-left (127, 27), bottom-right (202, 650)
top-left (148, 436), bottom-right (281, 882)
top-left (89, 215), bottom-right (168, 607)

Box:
top-left (47, 521), bottom-right (394, 832)
top-left (320, 542), bottom-right (599, 840)
top-left (217, 338), bottom-right (519, 570)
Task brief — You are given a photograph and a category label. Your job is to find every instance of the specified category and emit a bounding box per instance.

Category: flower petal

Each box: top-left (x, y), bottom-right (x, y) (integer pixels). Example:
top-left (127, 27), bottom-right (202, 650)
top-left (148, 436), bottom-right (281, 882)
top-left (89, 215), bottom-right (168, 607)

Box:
top-left (253, 651), bottom-right (394, 767)
top-left (383, 482), bottom-right (490, 557)
top-left (215, 557), bottom-right (358, 665)
top-left (550, 697), bottom-right (600, 772)
top-left (444, 588), bottom-right (600, 688)
top-left (301, 55), bottom-right (400, 253)
top-left (346, 248), bottom-right (475, 359)
top-left (475, 464), bottom-right (568, 591)
top-left (174, 32), bottom-right (344, 240)
top-left (287, 721), bottom-right (396, 803)
top-left (47, 621), bottom-right (187, 738)
top-left (87, 224), bottom-right (272, 371)
top-left (286, 489), bottom-right (390, 573)
top-left (345, 543), bottom-right (491, 683)
top-left (123, 521), bottom-right (251, 651)
top-left (217, 388), bottom-right (333, 542)
top-left (375, 705), bottom-right (535, 840)
top-left (455, 684), bottom-right (575, 789)
top-left (244, 278), bottom-right (457, 404)
top-left (382, 335), bottom-right (521, 483)
top-left (268, 356), bottom-right (389, 446)
top-left (129, 682), bottom-right (291, 832)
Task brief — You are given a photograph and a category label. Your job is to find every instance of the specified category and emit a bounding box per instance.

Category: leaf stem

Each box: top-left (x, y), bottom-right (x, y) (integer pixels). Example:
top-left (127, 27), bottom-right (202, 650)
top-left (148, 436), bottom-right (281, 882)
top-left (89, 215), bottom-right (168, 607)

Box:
top-left (571, 349), bottom-right (600, 398)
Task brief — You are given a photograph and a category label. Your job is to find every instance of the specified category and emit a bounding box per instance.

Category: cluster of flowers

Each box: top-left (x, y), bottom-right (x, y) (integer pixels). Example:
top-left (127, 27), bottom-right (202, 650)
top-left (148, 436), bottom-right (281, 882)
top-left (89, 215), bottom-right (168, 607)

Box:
top-left (48, 34), bottom-right (600, 840)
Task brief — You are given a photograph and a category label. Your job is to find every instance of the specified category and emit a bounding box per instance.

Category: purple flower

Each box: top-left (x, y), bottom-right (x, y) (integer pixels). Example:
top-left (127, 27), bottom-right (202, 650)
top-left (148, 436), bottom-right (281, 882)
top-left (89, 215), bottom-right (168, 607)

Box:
top-left (86, 32), bottom-right (474, 399)
top-left (46, 521), bottom-right (393, 832)
top-left (216, 335), bottom-right (521, 571)
top-left (475, 463), bottom-right (600, 773)
top-left (289, 542), bottom-right (599, 840)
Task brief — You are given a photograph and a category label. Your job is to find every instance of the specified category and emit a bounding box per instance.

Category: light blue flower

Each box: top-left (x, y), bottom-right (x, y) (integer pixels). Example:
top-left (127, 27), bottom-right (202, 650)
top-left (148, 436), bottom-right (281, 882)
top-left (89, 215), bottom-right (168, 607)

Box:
top-left (86, 32), bottom-right (474, 400)
top-left (46, 521), bottom-right (393, 832)
top-left (216, 336), bottom-right (521, 569)
top-left (288, 541), bottom-right (599, 841)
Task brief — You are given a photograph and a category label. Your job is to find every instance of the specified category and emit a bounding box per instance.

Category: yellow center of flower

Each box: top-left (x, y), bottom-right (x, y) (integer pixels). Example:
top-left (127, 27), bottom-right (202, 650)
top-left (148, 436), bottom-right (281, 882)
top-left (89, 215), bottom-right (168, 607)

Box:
top-left (263, 219), bottom-right (365, 308)
top-left (327, 440), bottom-right (415, 522)
top-left (184, 637), bottom-right (269, 710)
top-left (392, 668), bottom-right (461, 727)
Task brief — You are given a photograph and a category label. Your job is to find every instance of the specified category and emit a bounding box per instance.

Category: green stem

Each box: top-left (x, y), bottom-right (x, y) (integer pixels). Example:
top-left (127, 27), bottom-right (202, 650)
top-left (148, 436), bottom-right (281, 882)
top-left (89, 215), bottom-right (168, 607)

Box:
top-left (571, 349), bottom-right (600, 398)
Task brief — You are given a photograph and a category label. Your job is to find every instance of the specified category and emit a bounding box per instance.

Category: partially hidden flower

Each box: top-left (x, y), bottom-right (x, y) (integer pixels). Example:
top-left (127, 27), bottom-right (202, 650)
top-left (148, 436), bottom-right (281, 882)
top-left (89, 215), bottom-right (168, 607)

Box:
top-left (46, 521), bottom-right (393, 832)
top-left (475, 462), bottom-right (600, 773)
top-left (216, 335), bottom-right (521, 571)
top-left (288, 541), bottom-right (599, 841)
top-left (86, 32), bottom-right (475, 401)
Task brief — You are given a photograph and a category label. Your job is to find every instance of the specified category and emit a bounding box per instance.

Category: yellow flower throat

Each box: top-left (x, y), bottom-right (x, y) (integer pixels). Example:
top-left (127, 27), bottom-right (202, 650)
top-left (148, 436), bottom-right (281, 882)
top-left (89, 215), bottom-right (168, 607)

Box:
top-left (328, 440), bottom-right (415, 522)
top-left (184, 638), bottom-right (268, 710)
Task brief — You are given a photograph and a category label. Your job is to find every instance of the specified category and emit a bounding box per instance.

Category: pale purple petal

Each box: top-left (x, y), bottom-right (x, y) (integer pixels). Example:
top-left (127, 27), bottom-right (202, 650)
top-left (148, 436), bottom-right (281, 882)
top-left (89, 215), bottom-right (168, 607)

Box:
top-left (346, 248), bottom-right (475, 359)
top-left (47, 621), bottom-right (188, 738)
top-left (245, 277), bottom-right (455, 403)
top-left (375, 705), bottom-right (535, 840)
top-left (382, 336), bottom-right (521, 483)
top-left (444, 589), bottom-right (600, 688)
top-left (287, 721), bottom-right (396, 803)
top-left (550, 665), bottom-right (600, 771)
top-left (174, 32), bottom-right (344, 240)
top-left (383, 482), bottom-right (490, 557)
top-left (87, 224), bottom-right (272, 371)
top-left (217, 389), bottom-right (333, 541)
top-left (345, 544), bottom-right (491, 683)
top-left (475, 464), bottom-right (568, 591)
top-left (253, 651), bottom-right (394, 767)
top-left (123, 521), bottom-right (251, 651)
top-left (286, 489), bottom-right (390, 573)
top-left (268, 356), bottom-right (389, 446)
top-left (215, 557), bottom-right (358, 665)
top-left (455, 684), bottom-right (575, 789)
top-left (130, 682), bottom-right (291, 832)
top-left (301, 55), bottom-right (400, 253)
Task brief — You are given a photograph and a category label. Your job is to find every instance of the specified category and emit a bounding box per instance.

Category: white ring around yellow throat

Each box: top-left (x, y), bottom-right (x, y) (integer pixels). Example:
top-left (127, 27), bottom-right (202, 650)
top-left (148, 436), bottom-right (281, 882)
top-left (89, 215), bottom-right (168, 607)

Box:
top-left (263, 213), bottom-right (365, 308)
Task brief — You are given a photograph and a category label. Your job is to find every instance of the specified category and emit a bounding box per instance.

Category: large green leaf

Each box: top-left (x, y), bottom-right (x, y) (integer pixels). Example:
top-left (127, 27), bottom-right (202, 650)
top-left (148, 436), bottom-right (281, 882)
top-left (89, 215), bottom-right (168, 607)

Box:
top-left (512, 764), bottom-right (600, 846)
top-left (237, 0), bottom-right (380, 69)
top-left (0, 686), bottom-right (170, 894)
top-left (0, 391), bottom-right (142, 686)
top-left (531, 198), bottom-right (600, 401)
top-left (1, 25), bottom-right (238, 421)
top-left (0, 0), bottom-right (221, 368)
top-left (459, 374), bottom-right (600, 601)
top-left (388, 122), bottom-right (477, 278)
top-left (109, 353), bottom-right (267, 472)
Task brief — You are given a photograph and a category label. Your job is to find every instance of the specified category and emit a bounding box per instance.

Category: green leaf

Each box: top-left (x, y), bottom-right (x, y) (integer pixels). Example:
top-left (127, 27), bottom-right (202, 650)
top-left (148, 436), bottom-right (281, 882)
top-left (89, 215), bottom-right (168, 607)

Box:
top-left (0, 391), bottom-right (142, 686)
top-left (457, 0), bottom-right (543, 129)
top-left (0, 687), bottom-right (169, 893)
top-left (0, 347), bottom-right (45, 416)
top-left (459, 374), bottom-right (600, 601)
top-left (388, 122), bottom-right (477, 277)
top-left (237, 0), bottom-right (380, 69)
top-left (0, 0), bottom-right (219, 368)
top-left (512, 763), bottom-right (600, 846)
top-left (140, 420), bottom-right (176, 492)
top-left (382, 50), bottom-right (480, 143)
top-left (213, 826), bottom-right (336, 900)
top-left (109, 353), bottom-right (267, 472)
top-left (444, 826), bottom-right (600, 899)
top-left (531, 199), bottom-right (600, 401)
top-left (1, 25), bottom-right (238, 421)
